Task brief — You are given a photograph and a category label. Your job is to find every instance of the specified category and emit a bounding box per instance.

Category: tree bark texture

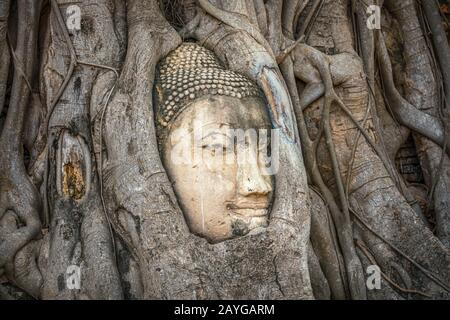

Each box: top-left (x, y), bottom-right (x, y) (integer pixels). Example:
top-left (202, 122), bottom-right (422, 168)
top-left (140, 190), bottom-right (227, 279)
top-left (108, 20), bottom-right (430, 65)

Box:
top-left (1, 0), bottom-right (450, 300)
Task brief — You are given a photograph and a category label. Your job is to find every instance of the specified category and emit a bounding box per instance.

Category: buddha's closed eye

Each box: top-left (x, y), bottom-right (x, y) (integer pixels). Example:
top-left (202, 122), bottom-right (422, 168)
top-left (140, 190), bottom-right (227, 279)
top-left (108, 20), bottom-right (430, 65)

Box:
top-left (200, 132), bottom-right (234, 154)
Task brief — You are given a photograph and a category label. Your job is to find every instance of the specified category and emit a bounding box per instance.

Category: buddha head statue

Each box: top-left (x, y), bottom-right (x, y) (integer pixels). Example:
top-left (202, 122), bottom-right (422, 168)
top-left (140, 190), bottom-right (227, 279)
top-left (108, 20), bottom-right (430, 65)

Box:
top-left (154, 43), bottom-right (274, 243)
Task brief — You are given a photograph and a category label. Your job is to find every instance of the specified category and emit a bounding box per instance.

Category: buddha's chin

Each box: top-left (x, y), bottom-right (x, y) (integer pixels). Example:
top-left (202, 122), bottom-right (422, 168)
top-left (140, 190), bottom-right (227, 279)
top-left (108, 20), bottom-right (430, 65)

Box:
top-left (229, 211), bottom-right (268, 238)
top-left (193, 212), bottom-right (269, 243)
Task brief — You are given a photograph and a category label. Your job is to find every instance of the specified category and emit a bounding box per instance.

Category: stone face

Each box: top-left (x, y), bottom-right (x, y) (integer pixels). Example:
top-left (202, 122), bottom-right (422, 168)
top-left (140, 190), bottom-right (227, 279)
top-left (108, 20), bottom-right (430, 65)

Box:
top-left (155, 43), bottom-right (274, 243)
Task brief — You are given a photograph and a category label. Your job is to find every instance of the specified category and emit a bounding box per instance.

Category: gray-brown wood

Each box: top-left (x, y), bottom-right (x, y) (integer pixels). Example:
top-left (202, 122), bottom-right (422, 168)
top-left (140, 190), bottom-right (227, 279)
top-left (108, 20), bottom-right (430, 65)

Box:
top-left (1, 0), bottom-right (450, 300)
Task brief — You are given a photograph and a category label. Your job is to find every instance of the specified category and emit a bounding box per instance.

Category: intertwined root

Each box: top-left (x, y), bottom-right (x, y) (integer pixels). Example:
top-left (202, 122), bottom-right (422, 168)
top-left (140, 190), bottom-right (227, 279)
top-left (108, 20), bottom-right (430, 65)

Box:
top-left (1, 0), bottom-right (449, 300)
top-left (0, 0), bottom-right (43, 296)
top-left (292, 31), bottom-right (450, 297)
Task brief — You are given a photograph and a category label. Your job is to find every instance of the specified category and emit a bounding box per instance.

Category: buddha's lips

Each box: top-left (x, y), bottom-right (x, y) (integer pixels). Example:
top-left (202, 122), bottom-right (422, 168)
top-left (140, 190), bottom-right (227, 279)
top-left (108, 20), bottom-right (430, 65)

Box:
top-left (226, 200), bottom-right (270, 217)
top-left (230, 208), bottom-right (268, 218)
top-left (226, 201), bottom-right (269, 209)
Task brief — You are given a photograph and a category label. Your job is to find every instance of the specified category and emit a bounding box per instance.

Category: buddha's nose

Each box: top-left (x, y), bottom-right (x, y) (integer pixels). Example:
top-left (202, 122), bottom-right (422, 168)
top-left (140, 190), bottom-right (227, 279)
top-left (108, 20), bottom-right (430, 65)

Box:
top-left (237, 147), bottom-right (272, 197)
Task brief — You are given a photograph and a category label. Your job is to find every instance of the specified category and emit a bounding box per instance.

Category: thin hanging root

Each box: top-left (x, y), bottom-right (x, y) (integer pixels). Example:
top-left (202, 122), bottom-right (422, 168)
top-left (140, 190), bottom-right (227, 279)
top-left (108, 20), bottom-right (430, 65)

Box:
top-left (281, 59), bottom-right (366, 299)
top-left (310, 71), bottom-right (450, 296)
top-left (309, 185), bottom-right (348, 298)
top-left (292, 42), bottom-right (438, 297)
top-left (42, 0), bottom-right (78, 227)
top-left (293, 47), bottom-right (373, 161)
top-left (376, 31), bottom-right (450, 157)
top-left (43, 0), bottom-right (120, 226)
top-left (320, 80), bottom-right (419, 213)
top-left (345, 96), bottom-right (371, 197)
top-left (44, 0), bottom-right (120, 260)
top-left (420, 0), bottom-right (450, 104)
top-left (334, 92), bottom-right (404, 180)
top-left (355, 239), bottom-right (432, 298)
top-left (320, 83), bottom-right (368, 301)
top-left (290, 42), bottom-right (411, 299)
top-left (351, 207), bottom-right (450, 293)
top-left (307, 54), bottom-right (450, 294)
top-left (313, 60), bottom-right (404, 204)
top-left (0, 0), bottom-right (11, 116)
top-left (0, 0), bottom-right (43, 269)
top-left (197, 0), bottom-right (275, 58)
top-left (297, 0), bottom-right (324, 41)
top-left (179, 11), bottom-right (202, 39)
top-left (276, 35), bottom-right (305, 65)
top-left (308, 143), bottom-right (367, 300)
top-left (299, 53), bottom-right (357, 257)
top-left (425, 121), bottom-right (449, 216)
top-left (312, 82), bottom-right (354, 226)
top-left (293, 44), bottom-right (385, 171)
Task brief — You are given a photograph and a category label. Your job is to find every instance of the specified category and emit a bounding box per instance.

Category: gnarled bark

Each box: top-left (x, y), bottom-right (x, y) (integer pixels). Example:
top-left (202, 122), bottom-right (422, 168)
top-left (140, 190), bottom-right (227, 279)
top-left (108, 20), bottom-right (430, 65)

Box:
top-left (1, 0), bottom-right (450, 300)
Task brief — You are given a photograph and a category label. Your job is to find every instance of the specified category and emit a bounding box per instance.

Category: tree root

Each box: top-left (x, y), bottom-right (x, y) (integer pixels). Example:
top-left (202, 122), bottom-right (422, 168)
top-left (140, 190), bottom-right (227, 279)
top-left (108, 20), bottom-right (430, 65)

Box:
top-left (0, 0), bottom-right (43, 288)
top-left (420, 0), bottom-right (450, 104)
top-left (0, 0), bottom-right (42, 296)
top-left (309, 187), bottom-right (347, 299)
top-left (355, 239), bottom-right (432, 298)
top-left (376, 31), bottom-right (450, 158)
top-left (0, 0), bottom-right (11, 116)
top-left (197, 0), bottom-right (275, 58)
top-left (287, 43), bottom-right (368, 299)
top-left (36, 0), bottom-right (125, 299)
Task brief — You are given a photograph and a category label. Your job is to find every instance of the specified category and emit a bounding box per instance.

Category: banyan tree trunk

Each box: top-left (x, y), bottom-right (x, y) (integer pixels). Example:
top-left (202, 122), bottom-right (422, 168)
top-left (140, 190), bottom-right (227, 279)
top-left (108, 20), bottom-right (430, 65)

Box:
top-left (0, 0), bottom-right (449, 300)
